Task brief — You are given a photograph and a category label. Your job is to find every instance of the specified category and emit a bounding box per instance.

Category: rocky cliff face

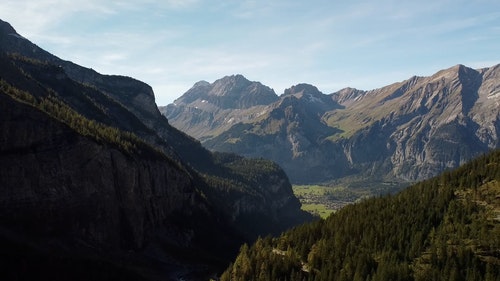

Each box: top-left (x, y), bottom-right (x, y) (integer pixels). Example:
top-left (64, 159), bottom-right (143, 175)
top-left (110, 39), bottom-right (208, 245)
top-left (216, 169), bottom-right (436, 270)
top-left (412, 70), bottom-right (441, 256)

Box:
top-left (0, 93), bottom-right (196, 251)
top-left (201, 84), bottom-right (350, 183)
top-left (163, 65), bottom-right (500, 185)
top-left (160, 75), bottom-right (278, 139)
top-left (333, 64), bottom-right (499, 181)
top-left (172, 74), bottom-right (278, 109)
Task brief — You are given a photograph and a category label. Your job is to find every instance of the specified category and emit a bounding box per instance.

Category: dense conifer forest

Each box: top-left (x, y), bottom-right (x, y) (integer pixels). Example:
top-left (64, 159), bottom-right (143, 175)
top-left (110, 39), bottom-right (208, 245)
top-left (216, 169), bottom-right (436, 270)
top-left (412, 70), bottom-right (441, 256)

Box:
top-left (221, 150), bottom-right (500, 281)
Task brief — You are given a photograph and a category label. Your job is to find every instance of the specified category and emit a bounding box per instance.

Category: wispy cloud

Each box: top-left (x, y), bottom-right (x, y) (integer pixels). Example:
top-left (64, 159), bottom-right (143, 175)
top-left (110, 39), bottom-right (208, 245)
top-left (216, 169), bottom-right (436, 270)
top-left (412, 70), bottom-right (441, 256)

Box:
top-left (0, 0), bottom-right (112, 36)
top-left (0, 0), bottom-right (202, 37)
top-left (0, 0), bottom-right (499, 105)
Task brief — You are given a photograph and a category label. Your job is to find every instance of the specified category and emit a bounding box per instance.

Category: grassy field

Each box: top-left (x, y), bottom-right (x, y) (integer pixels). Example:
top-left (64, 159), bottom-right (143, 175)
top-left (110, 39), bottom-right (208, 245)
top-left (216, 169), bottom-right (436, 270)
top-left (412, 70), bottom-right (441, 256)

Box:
top-left (301, 203), bottom-right (334, 219)
top-left (292, 181), bottom-right (409, 219)
top-left (292, 185), bottom-right (351, 219)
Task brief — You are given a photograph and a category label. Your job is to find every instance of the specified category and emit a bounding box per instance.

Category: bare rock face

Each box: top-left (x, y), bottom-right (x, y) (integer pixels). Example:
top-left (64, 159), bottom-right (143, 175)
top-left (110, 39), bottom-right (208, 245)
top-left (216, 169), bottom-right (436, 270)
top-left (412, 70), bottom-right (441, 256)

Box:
top-left (181, 74), bottom-right (278, 109)
top-left (341, 64), bottom-right (497, 181)
top-left (327, 64), bottom-right (499, 182)
top-left (164, 64), bottom-right (500, 184)
top-left (160, 75), bottom-right (279, 139)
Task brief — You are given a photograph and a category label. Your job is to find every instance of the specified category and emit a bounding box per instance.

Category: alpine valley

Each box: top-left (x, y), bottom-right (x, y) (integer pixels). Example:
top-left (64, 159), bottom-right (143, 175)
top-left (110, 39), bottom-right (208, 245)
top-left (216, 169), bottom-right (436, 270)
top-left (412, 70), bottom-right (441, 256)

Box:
top-left (160, 71), bottom-right (500, 280)
top-left (2, 15), bottom-right (500, 281)
top-left (0, 19), bottom-right (313, 280)
top-left (162, 65), bottom-right (500, 189)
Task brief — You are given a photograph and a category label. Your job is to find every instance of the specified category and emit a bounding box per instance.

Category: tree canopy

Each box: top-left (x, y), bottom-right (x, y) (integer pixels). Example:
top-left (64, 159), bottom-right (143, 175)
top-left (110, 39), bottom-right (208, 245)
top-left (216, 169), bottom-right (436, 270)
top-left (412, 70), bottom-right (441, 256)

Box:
top-left (221, 150), bottom-right (500, 281)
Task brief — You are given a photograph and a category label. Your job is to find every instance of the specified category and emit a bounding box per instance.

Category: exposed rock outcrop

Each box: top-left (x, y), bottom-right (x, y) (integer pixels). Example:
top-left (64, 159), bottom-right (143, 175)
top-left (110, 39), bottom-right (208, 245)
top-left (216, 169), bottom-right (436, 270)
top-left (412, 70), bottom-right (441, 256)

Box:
top-left (163, 65), bottom-right (500, 185)
top-left (161, 75), bottom-right (278, 139)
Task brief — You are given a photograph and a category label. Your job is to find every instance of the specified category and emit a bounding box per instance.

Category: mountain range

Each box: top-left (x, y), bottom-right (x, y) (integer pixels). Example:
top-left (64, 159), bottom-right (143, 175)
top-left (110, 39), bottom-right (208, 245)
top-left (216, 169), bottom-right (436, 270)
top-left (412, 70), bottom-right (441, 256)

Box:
top-left (0, 19), bottom-right (312, 280)
top-left (161, 65), bottom-right (500, 186)
top-left (2, 16), bottom-right (500, 280)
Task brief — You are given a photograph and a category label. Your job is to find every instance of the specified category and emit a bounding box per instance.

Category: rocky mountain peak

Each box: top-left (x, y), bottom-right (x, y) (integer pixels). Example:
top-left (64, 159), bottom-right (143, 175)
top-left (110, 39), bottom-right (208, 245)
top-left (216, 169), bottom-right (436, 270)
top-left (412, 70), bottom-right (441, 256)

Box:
top-left (280, 83), bottom-right (341, 112)
top-left (283, 83), bottom-right (322, 97)
top-left (175, 63), bottom-right (500, 184)
top-left (193, 80), bottom-right (211, 88)
top-left (0, 19), bottom-right (17, 35)
top-left (172, 80), bottom-right (212, 105)
top-left (210, 74), bottom-right (253, 97)
top-left (174, 74), bottom-right (278, 109)
top-left (331, 87), bottom-right (366, 106)
top-left (430, 64), bottom-right (471, 82)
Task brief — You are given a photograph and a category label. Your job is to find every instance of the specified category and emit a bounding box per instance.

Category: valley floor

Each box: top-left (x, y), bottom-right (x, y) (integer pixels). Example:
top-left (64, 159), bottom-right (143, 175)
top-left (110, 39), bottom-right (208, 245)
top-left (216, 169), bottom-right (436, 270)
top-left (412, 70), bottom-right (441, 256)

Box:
top-left (293, 181), bottom-right (409, 218)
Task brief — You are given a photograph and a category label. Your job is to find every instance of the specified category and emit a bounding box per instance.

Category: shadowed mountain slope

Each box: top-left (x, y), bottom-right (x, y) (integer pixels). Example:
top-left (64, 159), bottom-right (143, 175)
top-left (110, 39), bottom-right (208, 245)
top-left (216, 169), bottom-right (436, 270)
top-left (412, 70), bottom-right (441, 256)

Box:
top-left (0, 19), bottom-right (312, 280)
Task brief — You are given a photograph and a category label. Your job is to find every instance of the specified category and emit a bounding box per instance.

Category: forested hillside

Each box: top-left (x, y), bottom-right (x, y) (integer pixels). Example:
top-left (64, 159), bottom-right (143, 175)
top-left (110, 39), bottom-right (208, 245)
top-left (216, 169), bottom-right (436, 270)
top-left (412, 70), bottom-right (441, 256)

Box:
top-left (222, 149), bottom-right (500, 281)
top-left (0, 19), bottom-right (312, 280)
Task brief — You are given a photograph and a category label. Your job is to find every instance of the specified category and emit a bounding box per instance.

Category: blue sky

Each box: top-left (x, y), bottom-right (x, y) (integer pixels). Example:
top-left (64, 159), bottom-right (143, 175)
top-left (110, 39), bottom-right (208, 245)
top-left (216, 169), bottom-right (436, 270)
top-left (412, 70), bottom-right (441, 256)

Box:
top-left (1, 0), bottom-right (499, 105)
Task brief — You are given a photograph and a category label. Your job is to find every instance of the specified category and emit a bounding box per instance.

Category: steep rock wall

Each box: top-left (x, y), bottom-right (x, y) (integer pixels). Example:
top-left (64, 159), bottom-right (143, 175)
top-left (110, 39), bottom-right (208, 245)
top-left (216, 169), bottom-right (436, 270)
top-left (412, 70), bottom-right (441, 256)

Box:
top-left (0, 93), bottom-right (196, 251)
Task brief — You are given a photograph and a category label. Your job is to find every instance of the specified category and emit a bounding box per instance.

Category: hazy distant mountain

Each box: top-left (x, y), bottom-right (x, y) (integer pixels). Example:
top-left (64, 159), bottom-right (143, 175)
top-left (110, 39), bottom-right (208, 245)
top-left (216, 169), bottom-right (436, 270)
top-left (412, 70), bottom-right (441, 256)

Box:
top-left (0, 19), bottom-right (312, 280)
top-left (162, 64), bottom-right (500, 184)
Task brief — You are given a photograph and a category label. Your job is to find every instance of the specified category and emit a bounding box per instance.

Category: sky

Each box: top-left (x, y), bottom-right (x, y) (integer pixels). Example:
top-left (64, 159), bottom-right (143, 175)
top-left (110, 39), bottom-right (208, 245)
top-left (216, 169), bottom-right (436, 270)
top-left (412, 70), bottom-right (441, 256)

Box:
top-left (0, 0), bottom-right (499, 105)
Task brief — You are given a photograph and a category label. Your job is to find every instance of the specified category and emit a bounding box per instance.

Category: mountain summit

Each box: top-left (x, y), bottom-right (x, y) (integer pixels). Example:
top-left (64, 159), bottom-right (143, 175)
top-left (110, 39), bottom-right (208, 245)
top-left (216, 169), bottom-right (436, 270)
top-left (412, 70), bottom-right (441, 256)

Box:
top-left (162, 64), bottom-right (500, 185)
top-left (172, 74), bottom-right (278, 109)
top-left (163, 75), bottom-right (278, 139)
